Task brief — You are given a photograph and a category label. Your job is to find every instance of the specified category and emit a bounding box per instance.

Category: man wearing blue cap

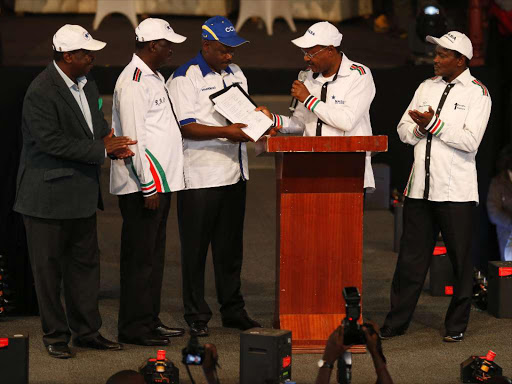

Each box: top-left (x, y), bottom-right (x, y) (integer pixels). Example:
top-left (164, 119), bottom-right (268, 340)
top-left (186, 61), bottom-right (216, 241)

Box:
top-left (168, 16), bottom-right (262, 337)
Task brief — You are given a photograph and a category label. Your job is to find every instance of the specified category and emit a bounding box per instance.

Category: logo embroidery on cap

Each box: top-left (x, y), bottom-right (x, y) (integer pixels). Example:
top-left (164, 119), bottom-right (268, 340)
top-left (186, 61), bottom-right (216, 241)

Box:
top-left (166, 24), bottom-right (171, 30)
top-left (83, 32), bottom-right (91, 40)
top-left (446, 32), bottom-right (457, 42)
top-left (225, 26), bottom-right (235, 32)
top-left (307, 29), bottom-right (315, 36)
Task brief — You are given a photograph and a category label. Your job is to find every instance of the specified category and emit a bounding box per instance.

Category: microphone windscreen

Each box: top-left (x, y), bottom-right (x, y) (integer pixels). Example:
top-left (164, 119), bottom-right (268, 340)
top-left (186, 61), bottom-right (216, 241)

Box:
top-left (298, 70), bottom-right (309, 83)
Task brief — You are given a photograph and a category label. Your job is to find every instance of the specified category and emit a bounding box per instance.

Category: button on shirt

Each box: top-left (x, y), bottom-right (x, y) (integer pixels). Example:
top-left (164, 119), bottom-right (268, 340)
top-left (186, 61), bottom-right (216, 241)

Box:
top-left (168, 52), bottom-right (249, 190)
top-left (272, 54), bottom-right (376, 190)
top-left (398, 68), bottom-right (492, 203)
top-left (110, 54), bottom-right (185, 196)
top-left (53, 61), bottom-right (93, 136)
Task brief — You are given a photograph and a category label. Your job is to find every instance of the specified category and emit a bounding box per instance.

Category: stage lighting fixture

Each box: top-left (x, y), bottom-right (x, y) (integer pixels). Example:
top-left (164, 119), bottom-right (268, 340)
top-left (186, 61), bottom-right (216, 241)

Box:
top-left (416, 2), bottom-right (448, 43)
top-left (408, 1), bottom-right (451, 64)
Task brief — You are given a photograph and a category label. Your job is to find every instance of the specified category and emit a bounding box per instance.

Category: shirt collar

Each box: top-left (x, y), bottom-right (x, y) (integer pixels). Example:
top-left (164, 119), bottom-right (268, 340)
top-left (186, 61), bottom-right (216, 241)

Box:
top-left (338, 53), bottom-right (354, 77)
top-left (194, 51), bottom-right (233, 77)
top-left (312, 52), bottom-right (350, 81)
top-left (53, 61), bottom-right (87, 90)
top-left (432, 68), bottom-right (472, 86)
top-left (132, 54), bottom-right (162, 80)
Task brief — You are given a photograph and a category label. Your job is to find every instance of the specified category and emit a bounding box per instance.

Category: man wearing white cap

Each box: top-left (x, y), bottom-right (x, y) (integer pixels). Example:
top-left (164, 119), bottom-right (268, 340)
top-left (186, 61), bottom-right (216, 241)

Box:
top-left (168, 16), bottom-right (262, 337)
top-left (269, 21), bottom-right (376, 191)
top-left (380, 31), bottom-right (492, 342)
top-left (14, 24), bottom-right (135, 358)
top-left (110, 18), bottom-right (187, 346)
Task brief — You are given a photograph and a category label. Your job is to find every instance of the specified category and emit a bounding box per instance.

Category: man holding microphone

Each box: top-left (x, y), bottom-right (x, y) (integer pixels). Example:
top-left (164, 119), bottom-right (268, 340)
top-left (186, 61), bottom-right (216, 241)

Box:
top-left (269, 21), bottom-right (376, 191)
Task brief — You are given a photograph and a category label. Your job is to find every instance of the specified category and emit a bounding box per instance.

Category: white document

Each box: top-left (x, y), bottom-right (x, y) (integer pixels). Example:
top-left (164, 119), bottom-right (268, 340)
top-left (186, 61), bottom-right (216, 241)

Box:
top-left (211, 85), bottom-right (273, 142)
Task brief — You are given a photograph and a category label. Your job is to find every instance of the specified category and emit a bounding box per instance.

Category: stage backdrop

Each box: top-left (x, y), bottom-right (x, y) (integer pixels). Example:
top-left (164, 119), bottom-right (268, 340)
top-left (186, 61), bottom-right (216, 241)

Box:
top-left (14, 0), bottom-right (372, 21)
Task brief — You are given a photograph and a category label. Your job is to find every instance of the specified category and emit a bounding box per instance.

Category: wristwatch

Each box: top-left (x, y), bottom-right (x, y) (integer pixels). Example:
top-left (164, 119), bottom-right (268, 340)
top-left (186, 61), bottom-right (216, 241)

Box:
top-left (317, 359), bottom-right (334, 369)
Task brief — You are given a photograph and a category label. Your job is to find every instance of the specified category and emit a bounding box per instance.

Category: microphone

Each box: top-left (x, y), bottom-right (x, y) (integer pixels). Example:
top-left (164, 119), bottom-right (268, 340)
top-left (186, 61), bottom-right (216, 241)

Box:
top-left (289, 70), bottom-right (309, 112)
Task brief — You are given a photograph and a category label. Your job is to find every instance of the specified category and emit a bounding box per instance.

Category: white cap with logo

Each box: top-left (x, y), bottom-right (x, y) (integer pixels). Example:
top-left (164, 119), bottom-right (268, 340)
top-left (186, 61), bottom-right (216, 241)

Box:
top-left (426, 31), bottom-right (473, 60)
top-left (53, 24), bottom-right (106, 52)
top-left (291, 21), bottom-right (343, 48)
top-left (135, 18), bottom-right (187, 43)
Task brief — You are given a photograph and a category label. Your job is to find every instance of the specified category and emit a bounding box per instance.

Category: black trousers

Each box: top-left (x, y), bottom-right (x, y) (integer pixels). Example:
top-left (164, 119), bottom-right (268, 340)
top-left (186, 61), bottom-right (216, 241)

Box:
top-left (383, 198), bottom-right (475, 334)
top-left (117, 192), bottom-right (171, 338)
top-left (23, 214), bottom-right (101, 346)
top-left (177, 180), bottom-right (246, 325)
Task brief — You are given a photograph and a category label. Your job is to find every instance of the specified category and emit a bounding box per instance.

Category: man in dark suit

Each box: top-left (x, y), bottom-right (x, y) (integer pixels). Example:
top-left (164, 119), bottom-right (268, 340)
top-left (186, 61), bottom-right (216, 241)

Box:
top-left (14, 24), bottom-right (136, 359)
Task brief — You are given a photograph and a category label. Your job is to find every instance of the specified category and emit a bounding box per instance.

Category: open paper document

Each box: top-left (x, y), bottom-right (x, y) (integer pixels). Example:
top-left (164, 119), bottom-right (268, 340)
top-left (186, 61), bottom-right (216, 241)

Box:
top-left (210, 84), bottom-right (273, 142)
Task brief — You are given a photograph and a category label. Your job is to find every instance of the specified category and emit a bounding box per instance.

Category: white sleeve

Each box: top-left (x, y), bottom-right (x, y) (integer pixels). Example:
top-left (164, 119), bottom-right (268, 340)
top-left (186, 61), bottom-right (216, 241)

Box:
top-left (423, 89), bottom-right (492, 153)
top-left (397, 85), bottom-right (427, 146)
top-left (116, 83), bottom-right (156, 196)
top-left (167, 74), bottom-right (198, 126)
top-left (272, 103), bottom-right (307, 134)
top-left (302, 71), bottom-right (375, 133)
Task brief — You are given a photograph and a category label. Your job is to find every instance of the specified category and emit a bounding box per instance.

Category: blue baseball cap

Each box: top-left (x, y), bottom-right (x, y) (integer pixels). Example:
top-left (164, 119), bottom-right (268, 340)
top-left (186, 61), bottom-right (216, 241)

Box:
top-left (201, 16), bottom-right (249, 47)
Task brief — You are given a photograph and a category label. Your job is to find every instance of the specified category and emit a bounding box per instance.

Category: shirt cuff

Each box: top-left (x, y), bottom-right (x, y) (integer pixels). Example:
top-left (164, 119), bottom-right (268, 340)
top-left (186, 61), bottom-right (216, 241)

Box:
top-left (413, 126), bottom-right (426, 139)
top-left (141, 181), bottom-right (157, 197)
top-left (272, 113), bottom-right (283, 127)
top-left (425, 115), bottom-right (445, 137)
top-left (303, 95), bottom-right (321, 112)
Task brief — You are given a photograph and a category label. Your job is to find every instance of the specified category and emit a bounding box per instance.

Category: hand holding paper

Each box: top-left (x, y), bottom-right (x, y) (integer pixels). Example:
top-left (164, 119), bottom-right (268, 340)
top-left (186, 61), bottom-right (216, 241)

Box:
top-left (210, 84), bottom-right (273, 142)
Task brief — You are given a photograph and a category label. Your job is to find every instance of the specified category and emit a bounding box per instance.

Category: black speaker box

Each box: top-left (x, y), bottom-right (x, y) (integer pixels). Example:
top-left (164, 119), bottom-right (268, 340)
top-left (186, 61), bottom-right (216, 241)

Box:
top-left (488, 261), bottom-right (512, 318)
top-left (429, 246), bottom-right (455, 296)
top-left (0, 334), bottom-right (29, 384)
top-left (240, 328), bottom-right (292, 384)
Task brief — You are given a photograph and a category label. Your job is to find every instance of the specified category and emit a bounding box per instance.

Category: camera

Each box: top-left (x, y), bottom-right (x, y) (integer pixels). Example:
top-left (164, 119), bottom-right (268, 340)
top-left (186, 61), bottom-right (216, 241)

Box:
top-left (182, 335), bottom-right (205, 365)
top-left (139, 350), bottom-right (180, 384)
top-left (341, 287), bottom-right (366, 346)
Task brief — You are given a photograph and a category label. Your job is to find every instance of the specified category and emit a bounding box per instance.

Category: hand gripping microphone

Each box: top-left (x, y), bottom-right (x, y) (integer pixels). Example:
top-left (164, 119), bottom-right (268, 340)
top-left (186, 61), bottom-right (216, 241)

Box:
top-left (289, 70), bottom-right (309, 112)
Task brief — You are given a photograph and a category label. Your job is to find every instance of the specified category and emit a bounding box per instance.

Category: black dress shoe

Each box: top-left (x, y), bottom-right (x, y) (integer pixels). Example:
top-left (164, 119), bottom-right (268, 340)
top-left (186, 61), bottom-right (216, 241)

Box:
top-left (222, 314), bottom-right (262, 331)
top-left (154, 324), bottom-right (185, 338)
top-left (118, 333), bottom-right (170, 346)
top-left (379, 326), bottom-right (406, 340)
top-left (189, 321), bottom-right (209, 337)
top-left (46, 343), bottom-right (73, 359)
top-left (73, 334), bottom-right (123, 350)
top-left (443, 332), bottom-right (464, 342)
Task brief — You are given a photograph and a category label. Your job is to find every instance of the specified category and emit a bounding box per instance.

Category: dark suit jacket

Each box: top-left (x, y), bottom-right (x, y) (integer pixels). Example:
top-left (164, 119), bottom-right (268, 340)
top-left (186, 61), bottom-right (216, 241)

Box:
top-left (14, 62), bottom-right (110, 219)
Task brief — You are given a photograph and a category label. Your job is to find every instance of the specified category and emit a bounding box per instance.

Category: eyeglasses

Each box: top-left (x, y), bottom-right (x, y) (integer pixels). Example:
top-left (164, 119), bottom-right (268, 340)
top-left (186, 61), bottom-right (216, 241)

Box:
top-left (301, 46), bottom-right (328, 59)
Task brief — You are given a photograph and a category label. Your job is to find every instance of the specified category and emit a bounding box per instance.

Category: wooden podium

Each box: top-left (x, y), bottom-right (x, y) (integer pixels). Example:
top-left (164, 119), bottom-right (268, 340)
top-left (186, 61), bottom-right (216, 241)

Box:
top-left (256, 136), bottom-right (388, 353)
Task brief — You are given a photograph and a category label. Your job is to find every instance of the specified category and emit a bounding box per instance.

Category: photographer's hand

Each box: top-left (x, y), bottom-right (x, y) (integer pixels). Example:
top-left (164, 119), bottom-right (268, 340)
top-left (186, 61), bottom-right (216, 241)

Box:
top-left (315, 325), bottom-right (349, 384)
top-left (362, 322), bottom-right (394, 384)
top-left (323, 325), bottom-right (349, 364)
top-left (202, 343), bottom-right (220, 384)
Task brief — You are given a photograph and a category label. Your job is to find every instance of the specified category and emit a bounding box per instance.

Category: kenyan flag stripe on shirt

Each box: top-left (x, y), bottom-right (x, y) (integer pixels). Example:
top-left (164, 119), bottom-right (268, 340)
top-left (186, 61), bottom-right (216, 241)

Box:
top-left (132, 68), bottom-right (142, 82)
top-left (145, 149), bottom-right (170, 192)
top-left (350, 64), bottom-right (366, 75)
top-left (472, 79), bottom-right (488, 96)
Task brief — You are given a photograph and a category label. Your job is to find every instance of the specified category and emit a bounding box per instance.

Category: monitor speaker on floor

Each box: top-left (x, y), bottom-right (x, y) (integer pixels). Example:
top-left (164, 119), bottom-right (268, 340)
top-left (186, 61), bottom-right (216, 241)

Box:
top-left (240, 328), bottom-right (292, 384)
top-left (0, 334), bottom-right (28, 384)
top-left (488, 261), bottom-right (512, 318)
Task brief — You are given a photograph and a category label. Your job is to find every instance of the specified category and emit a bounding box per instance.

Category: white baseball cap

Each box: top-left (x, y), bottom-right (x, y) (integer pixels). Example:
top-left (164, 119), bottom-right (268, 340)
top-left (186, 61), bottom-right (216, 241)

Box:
top-left (53, 24), bottom-right (106, 52)
top-left (426, 31), bottom-right (473, 60)
top-left (291, 21), bottom-right (343, 48)
top-left (135, 18), bottom-right (186, 43)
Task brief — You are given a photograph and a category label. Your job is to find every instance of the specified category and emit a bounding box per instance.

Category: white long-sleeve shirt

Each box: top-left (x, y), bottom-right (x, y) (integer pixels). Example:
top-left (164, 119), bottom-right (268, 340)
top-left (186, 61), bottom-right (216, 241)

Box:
top-left (110, 54), bottom-right (185, 196)
top-left (397, 68), bottom-right (492, 203)
top-left (272, 53), bottom-right (376, 190)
